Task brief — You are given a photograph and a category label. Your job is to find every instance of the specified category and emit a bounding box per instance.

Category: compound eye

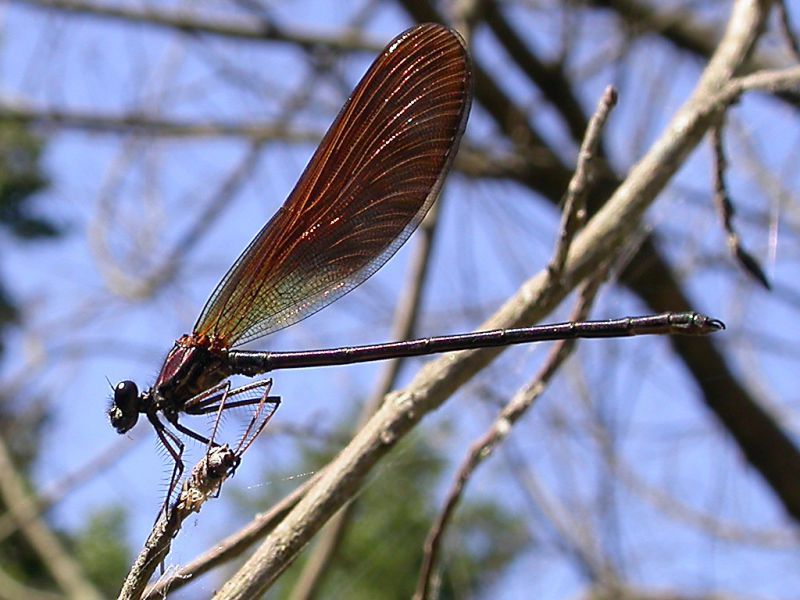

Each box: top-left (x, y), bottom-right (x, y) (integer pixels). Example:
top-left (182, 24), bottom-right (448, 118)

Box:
top-left (114, 380), bottom-right (139, 410)
top-left (109, 381), bottom-right (141, 434)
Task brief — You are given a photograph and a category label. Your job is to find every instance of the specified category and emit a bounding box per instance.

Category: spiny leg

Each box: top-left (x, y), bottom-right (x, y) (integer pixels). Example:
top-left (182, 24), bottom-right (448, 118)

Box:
top-left (181, 380), bottom-right (233, 414)
top-left (146, 412), bottom-right (185, 519)
top-left (184, 379), bottom-right (276, 415)
top-left (171, 383), bottom-right (229, 469)
top-left (186, 395), bottom-right (282, 414)
top-left (171, 418), bottom-right (213, 446)
top-left (207, 381), bottom-right (232, 458)
top-left (203, 381), bottom-right (279, 490)
top-left (163, 417), bottom-right (227, 507)
top-left (172, 380), bottom-right (280, 496)
top-left (233, 383), bottom-right (280, 458)
top-left (186, 380), bottom-right (280, 458)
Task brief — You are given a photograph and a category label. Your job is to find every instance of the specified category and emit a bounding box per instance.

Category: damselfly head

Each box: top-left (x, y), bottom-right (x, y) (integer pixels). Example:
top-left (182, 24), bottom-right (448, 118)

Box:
top-left (108, 380), bottom-right (140, 434)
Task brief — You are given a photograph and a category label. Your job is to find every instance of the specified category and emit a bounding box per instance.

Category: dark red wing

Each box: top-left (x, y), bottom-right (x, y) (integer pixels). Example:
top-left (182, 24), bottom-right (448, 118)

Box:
top-left (194, 23), bottom-right (472, 346)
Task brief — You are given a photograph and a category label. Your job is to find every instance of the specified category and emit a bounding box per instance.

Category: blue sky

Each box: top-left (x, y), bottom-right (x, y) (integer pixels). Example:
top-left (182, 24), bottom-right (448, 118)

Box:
top-left (1, 2), bottom-right (798, 598)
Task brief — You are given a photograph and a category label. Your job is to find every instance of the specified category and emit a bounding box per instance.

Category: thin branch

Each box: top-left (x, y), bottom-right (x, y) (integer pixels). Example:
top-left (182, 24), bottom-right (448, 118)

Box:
top-left (123, 382), bottom-right (280, 598)
top-left (483, 0), bottom-right (593, 146)
top-left (0, 104), bottom-right (319, 141)
top-left (589, 0), bottom-right (800, 106)
top-left (501, 431), bottom-right (619, 585)
top-left (89, 41), bottom-right (346, 300)
top-left (722, 64), bottom-right (800, 96)
top-left (90, 140), bottom-right (265, 300)
top-left (3, 65), bottom-right (792, 141)
top-left (595, 425), bottom-right (800, 548)
top-left (15, 0), bottom-right (381, 52)
top-left (710, 121), bottom-right (770, 289)
top-left (550, 85), bottom-right (618, 276)
top-left (142, 474), bottom-right (319, 599)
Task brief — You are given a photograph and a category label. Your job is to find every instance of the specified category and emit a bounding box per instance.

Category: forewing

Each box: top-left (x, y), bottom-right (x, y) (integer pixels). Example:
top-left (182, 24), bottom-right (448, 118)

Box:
top-left (194, 23), bottom-right (472, 346)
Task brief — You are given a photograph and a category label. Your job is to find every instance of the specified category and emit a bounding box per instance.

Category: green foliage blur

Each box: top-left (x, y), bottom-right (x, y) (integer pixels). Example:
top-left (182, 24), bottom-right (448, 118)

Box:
top-left (0, 122), bottom-right (56, 240)
top-left (72, 508), bottom-right (131, 597)
top-left (0, 122), bottom-right (58, 353)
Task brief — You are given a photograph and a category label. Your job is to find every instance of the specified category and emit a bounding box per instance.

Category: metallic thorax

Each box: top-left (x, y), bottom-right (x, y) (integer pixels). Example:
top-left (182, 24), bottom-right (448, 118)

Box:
top-left (108, 334), bottom-right (232, 434)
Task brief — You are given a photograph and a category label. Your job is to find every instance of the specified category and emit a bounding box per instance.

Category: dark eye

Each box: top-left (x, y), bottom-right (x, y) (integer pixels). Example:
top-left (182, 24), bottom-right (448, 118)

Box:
top-left (109, 380), bottom-right (140, 434)
top-left (115, 380), bottom-right (139, 409)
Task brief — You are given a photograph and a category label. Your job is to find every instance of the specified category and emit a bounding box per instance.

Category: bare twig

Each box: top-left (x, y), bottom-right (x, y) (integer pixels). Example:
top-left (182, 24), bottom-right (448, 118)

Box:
top-left (595, 427), bottom-right (800, 548)
top-left (722, 64), bottom-right (800, 97)
top-left (588, 0), bottom-right (800, 106)
top-left (91, 141), bottom-right (265, 300)
top-left (118, 445), bottom-right (240, 600)
top-left (501, 433), bottom-right (619, 585)
top-left (142, 474), bottom-right (319, 599)
top-left (0, 104), bottom-right (319, 141)
top-left (123, 381), bottom-right (280, 598)
top-left (483, 0), bottom-right (594, 148)
top-left (550, 85), bottom-right (618, 276)
top-left (15, 0), bottom-right (381, 52)
top-left (710, 121), bottom-right (771, 289)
